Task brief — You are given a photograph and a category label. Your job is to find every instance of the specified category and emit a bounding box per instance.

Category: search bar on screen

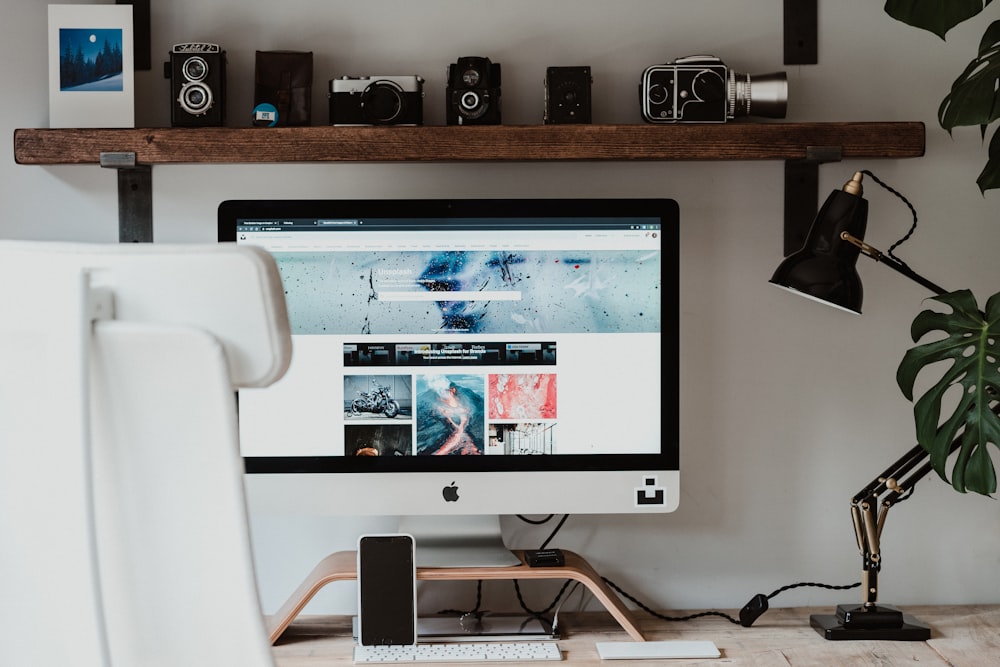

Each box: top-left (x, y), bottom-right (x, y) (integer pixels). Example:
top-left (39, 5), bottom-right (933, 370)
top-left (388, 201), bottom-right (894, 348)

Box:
top-left (378, 291), bottom-right (522, 302)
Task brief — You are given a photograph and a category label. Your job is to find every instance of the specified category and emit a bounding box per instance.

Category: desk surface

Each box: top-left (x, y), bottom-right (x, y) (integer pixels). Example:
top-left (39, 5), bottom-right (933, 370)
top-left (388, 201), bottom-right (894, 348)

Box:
top-left (271, 604), bottom-right (1000, 666)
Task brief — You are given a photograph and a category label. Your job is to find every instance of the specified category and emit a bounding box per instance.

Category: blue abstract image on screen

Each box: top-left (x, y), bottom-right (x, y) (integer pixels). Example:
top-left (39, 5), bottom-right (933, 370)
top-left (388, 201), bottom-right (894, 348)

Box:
top-left (273, 248), bottom-right (660, 336)
top-left (418, 251), bottom-right (525, 332)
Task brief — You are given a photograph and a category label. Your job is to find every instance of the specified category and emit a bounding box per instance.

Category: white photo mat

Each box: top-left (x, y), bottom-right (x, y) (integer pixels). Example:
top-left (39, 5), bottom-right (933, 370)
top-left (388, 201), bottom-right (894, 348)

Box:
top-left (48, 4), bottom-right (134, 128)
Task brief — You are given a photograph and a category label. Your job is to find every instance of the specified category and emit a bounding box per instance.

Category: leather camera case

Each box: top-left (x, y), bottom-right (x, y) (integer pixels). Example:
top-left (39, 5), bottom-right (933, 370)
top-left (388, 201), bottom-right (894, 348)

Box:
top-left (254, 50), bottom-right (313, 126)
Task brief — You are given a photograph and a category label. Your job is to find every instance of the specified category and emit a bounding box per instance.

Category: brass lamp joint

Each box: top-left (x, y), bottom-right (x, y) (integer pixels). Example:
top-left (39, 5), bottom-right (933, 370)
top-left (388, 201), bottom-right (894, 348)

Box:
top-left (841, 231), bottom-right (884, 262)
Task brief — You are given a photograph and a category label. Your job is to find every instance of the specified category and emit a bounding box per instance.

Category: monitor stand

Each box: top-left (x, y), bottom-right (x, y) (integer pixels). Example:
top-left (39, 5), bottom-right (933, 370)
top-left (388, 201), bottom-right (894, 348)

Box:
top-left (399, 514), bottom-right (537, 641)
top-left (266, 548), bottom-right (645, 644)
top-left (398, 514), bottom-right (522, 568)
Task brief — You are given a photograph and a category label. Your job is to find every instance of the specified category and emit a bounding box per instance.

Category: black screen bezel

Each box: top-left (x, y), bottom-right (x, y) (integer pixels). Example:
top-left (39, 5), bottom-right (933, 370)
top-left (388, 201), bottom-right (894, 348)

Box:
top-left (218, 197), bottom-right (679, 475)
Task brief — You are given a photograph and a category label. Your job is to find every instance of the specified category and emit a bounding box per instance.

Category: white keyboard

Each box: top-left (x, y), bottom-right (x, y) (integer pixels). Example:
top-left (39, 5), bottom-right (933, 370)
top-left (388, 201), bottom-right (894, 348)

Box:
top-left (353, 641), bottom-right (562, 663)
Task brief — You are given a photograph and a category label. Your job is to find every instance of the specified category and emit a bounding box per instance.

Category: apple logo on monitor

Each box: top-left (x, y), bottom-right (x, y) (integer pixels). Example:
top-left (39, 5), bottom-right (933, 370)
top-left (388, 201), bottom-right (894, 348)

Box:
top-left (442, 481), bottom-right (459, 502)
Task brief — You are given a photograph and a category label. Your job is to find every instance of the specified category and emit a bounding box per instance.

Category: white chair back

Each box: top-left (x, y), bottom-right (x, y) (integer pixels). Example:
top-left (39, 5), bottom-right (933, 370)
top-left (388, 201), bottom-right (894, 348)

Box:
top-left (0, 241), bottom-right (292, 667)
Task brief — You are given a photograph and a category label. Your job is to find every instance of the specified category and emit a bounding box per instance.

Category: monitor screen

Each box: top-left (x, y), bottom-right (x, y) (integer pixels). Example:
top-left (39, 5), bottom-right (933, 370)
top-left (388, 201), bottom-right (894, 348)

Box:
top-left (218, 198), bottom-right (679, 566)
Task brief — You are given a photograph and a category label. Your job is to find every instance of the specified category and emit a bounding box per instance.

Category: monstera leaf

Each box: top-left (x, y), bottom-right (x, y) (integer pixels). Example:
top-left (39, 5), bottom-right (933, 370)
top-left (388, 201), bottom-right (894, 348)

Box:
top-left (896, 290), bottom-right (1000, 494)
top-left (939, 20), bottom-right (1000, 192)
top-left (884, 2), bottom-right (1000, 192)
top-left (884, 0), bottom-right (991, 39)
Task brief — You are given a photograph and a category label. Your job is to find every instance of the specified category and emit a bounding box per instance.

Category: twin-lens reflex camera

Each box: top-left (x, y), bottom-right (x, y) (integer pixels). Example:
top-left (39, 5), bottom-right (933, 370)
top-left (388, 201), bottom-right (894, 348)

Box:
top-left (446, 56), bottom-right (502, 125)
top-left (165, 43), bottom-right (227, 127)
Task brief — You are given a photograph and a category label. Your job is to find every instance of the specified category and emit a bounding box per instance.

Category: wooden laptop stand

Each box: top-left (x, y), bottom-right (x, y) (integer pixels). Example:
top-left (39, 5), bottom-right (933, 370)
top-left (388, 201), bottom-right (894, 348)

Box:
top-left (267, 549), bottom-right (644, 643)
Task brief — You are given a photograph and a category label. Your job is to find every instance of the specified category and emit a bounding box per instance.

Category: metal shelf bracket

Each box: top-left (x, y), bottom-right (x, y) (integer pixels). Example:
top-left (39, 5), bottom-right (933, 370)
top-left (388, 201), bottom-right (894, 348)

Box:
top-left (784, 146), bottom-right (843, 256)
top-left (100, 151), bottom-right (152, 243)
top-left (784, 0), bottom-right (818, 65)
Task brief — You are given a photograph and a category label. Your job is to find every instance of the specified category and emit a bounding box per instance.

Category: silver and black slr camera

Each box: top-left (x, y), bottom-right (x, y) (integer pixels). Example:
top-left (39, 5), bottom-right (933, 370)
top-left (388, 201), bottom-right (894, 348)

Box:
top-left (164, 43), bottom-right (226, 127)
top-left (328, 76), bottom-right (424, 125)
top-left (640, 55), bottom-right (786, 123)
top-left (544, 66), bottom-right (592, 124)
top-left (446, 56), bottom-right (502, 125)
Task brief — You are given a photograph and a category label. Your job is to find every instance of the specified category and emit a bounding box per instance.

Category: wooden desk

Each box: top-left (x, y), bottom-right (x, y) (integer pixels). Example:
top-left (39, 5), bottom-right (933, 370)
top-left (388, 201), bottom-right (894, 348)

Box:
top-left (270, 605), bottom-right (1000, 666)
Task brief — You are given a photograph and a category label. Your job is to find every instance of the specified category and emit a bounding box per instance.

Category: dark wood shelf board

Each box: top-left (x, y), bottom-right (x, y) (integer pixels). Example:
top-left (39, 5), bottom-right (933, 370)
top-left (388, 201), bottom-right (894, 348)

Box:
top-left (14, 122), bottom-right (924, 165)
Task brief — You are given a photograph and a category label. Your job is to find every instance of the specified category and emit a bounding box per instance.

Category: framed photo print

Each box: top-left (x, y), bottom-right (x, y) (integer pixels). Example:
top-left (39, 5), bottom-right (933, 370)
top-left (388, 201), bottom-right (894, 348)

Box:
top-left (48, 4), bottom-right (134, 128)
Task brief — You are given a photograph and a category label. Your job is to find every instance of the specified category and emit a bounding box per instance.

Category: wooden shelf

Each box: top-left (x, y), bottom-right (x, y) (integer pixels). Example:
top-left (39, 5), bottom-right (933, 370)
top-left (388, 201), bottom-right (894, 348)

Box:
top-left (13, 122), bottom-right (924, 165)
top-left (11, 122), bottom-right (925, 244)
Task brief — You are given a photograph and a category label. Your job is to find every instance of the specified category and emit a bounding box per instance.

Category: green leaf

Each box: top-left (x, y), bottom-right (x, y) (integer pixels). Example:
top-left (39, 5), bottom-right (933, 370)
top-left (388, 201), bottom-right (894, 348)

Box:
top-left (938, 20), bottom-right (1000, 131)
top-left (977, 126), bottom-right (1000, 192)
top-left (895, 289), bottom-right (1000, 495)
top-left (884, 0), bottom-right (992, 39)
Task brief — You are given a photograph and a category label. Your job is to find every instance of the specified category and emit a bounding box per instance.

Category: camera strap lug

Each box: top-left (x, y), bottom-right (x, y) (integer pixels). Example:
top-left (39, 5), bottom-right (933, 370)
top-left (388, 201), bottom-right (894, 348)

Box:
top-left (101, 152), bottom-right (153, 243)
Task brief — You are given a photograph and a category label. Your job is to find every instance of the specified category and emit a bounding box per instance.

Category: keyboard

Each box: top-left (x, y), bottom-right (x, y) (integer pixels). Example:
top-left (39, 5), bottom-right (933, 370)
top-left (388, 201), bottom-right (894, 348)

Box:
top-left (353, 641), bottom-right (562, 663)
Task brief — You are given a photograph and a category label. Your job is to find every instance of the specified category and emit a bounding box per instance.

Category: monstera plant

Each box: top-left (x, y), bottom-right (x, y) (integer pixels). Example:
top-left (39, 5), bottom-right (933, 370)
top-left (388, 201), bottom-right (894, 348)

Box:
top-left (895, 290), bottom-right (1000, 495)
top-left (883, 3), bottom-right (1000, 493)
top-left (884, 1), bottom-right (1000, 192)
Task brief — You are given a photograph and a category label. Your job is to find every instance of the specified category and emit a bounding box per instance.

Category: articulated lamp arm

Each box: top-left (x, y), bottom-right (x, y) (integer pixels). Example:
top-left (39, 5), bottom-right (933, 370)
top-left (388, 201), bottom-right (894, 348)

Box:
top-left (840, 232), bottom-right (947, 297)
top-left (849, 443), bottom-right (935, 610)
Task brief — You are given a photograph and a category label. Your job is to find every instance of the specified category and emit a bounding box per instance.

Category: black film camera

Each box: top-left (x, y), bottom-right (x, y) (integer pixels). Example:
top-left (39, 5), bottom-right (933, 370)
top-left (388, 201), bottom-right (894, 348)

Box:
top-left (164, 43), bottom-right (227, 127)
top-left (639, 55), bottom-right (786, 123)
top-left (329, 76), bottom-right (424, 125)
top-left (446, 56), bottom-right (502, 125)
top-left (544, 66), bottom-right (592, 124)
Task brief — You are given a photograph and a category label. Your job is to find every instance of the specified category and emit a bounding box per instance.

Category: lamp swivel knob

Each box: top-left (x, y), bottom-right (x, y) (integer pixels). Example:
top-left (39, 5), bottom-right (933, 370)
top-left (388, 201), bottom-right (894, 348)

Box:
top-left (842, 171), bottom-right (864, 197)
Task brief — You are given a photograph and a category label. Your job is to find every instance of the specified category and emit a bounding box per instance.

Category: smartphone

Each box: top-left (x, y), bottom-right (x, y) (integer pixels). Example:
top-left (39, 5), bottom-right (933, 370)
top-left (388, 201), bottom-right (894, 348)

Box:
top-left (357, 533), bottom-right (417, 646)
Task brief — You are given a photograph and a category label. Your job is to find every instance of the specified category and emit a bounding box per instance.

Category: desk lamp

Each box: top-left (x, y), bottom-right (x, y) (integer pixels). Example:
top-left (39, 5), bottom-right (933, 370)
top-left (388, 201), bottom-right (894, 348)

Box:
top-left (770, 170), bottom-right (954, 640)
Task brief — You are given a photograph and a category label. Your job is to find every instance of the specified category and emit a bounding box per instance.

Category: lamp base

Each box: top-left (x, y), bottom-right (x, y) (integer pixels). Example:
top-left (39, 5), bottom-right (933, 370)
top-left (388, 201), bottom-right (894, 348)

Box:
top-left (810, 604), bottom-right (930, 641)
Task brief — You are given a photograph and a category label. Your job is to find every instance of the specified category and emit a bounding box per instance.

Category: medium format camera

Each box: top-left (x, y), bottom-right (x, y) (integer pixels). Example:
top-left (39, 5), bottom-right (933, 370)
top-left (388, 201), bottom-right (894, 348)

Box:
top-left (164, 43), bottom-right (227, 127)
top-left (446, 56), bottom-right (502, 125)
top-left (544, 66), bottom-right (592, 124)
top-left (329, 76), bottom-right (424, 125)
top-left (639, 55), bottom-right (786, 123)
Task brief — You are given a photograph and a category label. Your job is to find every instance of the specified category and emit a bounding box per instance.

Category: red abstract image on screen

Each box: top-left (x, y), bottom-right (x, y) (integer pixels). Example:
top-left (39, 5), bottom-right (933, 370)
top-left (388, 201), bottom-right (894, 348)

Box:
top-left (488, 373), bottom-right (557, 420)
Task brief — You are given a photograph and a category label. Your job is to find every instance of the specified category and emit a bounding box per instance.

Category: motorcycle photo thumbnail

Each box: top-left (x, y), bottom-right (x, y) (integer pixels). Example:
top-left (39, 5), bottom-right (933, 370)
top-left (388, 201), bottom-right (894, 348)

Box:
top-left (344, 374), bottom-right (411, 419)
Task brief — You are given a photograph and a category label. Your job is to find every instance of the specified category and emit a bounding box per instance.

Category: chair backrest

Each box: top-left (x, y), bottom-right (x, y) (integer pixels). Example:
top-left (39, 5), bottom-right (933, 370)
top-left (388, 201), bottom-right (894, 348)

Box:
top-left (0, 241), bottom-right (292, 667)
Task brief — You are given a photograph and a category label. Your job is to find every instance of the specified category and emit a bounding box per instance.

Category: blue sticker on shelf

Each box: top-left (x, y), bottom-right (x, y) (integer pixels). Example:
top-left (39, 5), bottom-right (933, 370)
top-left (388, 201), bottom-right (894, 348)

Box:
top-left (252, 103), bottom-right (279, 127)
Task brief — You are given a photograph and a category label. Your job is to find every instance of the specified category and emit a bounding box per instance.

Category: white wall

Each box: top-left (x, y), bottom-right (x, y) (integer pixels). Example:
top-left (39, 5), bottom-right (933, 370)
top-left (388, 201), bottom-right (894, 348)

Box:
top-left (4, 0), bottom-right (999, 621)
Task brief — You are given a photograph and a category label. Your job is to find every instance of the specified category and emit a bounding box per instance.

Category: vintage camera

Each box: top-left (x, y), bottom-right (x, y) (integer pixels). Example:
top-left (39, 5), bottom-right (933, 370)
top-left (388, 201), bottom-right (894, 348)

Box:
top-left (164, 43), bottom-right (227, 127)
top-left (639, 55), bottom-right (786, 123)
top-left (544, 66), bottom-right (592, 124)
top-left (329, 76), bottom-right (424, 125)
top-left (446, 56), bottom-right (502, 125)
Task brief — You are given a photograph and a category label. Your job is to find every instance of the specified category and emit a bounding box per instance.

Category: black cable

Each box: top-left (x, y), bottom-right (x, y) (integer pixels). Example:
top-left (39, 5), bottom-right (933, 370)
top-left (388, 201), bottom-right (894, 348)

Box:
top-left (538, 514), bottom-right (570, 550)
top-left (437, 514), bottom-right (571, 617)
top-left (436, 579), bottom-right (484, 616)
top-left (860, 169), bottom-right (919, 264)
top-left (604, 577), bottom-right (862, 627)
top-left (463, 513), bottom-right (861, 628)
top-left (603, 576), bottom-right (744, 624)
top-left (512, 578), bottom-right (574, 618)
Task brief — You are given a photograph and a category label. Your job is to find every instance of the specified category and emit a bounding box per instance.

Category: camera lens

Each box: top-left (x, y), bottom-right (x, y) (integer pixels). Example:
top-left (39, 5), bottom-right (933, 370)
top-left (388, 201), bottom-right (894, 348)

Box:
top-left (181, 56), bottom-right (209, 82)
top-left (362, 81), bottom-right (405, 124)
top-left (461, 68), bottom-right (481, 87)
top-left (460, 91), bottom-right (480, 110)
top-left (457, 90), bottom-right (489, 119)
top-left (179, 81), bottom-right (213, 115)
top-left (731, 70), bottom-right (788, 118)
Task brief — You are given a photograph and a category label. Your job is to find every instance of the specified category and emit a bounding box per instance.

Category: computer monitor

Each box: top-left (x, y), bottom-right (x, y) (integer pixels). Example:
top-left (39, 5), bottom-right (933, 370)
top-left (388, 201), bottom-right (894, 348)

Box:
top-left (218, 198), bottom-right (678, 567)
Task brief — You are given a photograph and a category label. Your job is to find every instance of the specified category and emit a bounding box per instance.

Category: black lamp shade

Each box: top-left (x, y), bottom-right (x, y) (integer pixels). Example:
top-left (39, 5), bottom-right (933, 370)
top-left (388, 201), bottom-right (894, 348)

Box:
top-left (770, 185), bottom-right (869, 314)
